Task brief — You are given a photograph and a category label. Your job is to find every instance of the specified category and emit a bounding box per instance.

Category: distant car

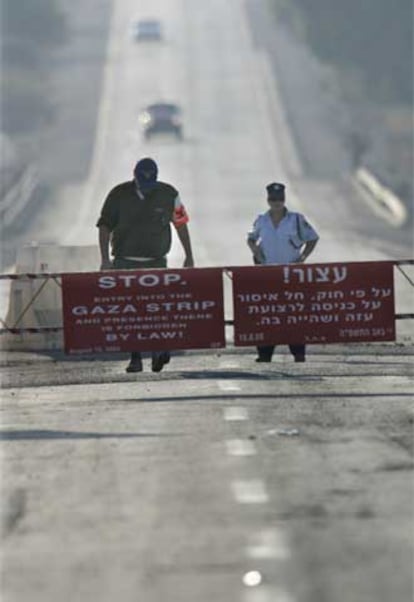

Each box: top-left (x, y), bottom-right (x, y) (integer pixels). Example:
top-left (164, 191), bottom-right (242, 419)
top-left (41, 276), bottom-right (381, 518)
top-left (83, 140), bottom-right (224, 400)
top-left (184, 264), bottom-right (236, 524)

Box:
top-left (139, 103), bottom-right (183, 140)
top-left (131, 19), bottom-right (162, 42)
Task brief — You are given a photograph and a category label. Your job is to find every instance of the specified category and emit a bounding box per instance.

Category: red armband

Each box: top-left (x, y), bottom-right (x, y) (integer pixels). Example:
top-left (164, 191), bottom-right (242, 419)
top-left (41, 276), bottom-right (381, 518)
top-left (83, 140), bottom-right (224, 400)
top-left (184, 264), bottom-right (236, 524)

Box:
top-left (173, 204), bottom-right (189, 227)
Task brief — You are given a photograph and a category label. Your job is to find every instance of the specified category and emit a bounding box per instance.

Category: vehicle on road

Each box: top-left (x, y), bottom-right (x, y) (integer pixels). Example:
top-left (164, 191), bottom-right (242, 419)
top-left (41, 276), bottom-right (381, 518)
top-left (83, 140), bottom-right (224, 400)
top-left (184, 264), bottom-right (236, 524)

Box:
top-left (131, 19), bottom-right (162, 42)
top-left (138, 103), bottom-right (183, 140)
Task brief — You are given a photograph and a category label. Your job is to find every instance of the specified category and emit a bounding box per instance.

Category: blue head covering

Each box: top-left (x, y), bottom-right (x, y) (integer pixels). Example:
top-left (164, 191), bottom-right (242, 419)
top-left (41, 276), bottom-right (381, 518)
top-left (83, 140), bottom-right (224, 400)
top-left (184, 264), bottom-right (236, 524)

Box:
top-left (134, 157), bottom-right (158, 192)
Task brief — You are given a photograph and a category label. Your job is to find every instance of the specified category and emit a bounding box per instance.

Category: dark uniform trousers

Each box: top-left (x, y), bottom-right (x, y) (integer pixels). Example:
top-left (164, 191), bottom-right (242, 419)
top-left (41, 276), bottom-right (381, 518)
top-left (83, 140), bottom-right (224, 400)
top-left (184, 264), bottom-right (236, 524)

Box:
top-left (252, 257), bottom-right (305, 361)
top-left (256, 344), bottom-right (305, 361)
top-left (112, 257), bottom-right (168, 363)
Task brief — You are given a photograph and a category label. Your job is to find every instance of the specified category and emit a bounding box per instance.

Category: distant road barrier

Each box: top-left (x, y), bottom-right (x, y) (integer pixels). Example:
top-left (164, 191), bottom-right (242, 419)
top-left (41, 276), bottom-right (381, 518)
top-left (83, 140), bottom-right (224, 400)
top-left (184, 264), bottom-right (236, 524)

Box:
top-left (0, 260), bottom-right (412, 352)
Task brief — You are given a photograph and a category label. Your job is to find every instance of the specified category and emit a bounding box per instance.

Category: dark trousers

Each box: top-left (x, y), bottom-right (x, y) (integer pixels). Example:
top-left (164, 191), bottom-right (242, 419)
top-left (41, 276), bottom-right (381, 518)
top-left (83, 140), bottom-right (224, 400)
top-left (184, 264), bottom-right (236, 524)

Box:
top-left (252, 257), bottom-right (305, 360)
top-left (256, 344), bottom-right (305, 360)
top-left (112, 257), bottom-right (168, 362)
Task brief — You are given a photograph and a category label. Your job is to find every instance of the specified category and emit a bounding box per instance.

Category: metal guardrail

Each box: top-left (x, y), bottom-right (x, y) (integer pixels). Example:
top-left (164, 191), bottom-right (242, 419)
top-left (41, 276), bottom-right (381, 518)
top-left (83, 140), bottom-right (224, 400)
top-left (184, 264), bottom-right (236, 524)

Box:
top-left (353, 167), bottom-right (408, 228)
top-left (0, 260), bottom-right (413, 335)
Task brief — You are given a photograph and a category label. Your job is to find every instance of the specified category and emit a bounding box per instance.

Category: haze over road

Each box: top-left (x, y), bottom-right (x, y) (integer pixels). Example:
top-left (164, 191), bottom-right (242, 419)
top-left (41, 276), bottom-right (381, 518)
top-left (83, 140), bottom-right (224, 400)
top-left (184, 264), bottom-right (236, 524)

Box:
top-left (1, 1), bottom-right (413, 602)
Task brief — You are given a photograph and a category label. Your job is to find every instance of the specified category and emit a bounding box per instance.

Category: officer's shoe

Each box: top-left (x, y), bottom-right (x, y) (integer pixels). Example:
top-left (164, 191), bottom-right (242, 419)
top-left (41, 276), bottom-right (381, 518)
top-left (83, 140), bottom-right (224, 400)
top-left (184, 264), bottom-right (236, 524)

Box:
top-left (126, 358), bottom-right (143, 373)
top-left (294, 354), bottom-right (306, 363)
top-left (255, 355), bottom-right (272, 363)
top-left (152, 352), bottom-right (170, 372)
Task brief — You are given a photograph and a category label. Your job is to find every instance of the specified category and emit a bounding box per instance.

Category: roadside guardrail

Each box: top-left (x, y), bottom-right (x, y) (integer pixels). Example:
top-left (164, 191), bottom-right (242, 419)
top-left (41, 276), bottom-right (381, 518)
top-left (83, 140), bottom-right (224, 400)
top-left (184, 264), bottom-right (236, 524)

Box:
top-left (353, 167), bottom-right (408, 228)
top-left (0, 165), bottom-right (39, 229)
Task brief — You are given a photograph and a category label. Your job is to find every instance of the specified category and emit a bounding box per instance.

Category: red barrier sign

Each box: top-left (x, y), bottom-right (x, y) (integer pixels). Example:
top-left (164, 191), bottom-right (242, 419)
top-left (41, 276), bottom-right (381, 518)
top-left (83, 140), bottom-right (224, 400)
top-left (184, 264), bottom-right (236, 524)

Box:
top-left (232, 261), bottom-right (395, 345)
top-left (62, 268), bottom-right (225, 354)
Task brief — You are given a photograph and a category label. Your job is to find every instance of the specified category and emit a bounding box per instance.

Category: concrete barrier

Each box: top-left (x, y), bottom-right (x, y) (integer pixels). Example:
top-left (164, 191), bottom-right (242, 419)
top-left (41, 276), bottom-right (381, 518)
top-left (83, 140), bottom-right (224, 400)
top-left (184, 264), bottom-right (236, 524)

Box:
top-left (1, 243), bottom-right (100, 351)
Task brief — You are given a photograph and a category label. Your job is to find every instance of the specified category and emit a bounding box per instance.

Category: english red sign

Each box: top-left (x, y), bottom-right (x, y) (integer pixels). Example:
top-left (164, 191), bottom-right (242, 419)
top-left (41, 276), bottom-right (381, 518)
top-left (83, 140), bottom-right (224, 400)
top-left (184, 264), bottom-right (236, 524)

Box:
top-left (231, 261), bottom-right (395, 345)
top-left (62, 268), bottom-right (225, 354)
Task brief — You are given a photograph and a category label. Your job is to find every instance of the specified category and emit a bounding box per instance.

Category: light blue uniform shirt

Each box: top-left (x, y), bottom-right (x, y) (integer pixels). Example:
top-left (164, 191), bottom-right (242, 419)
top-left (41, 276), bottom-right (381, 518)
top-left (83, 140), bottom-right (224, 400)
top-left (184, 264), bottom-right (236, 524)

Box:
top-left (247, 209), bottom-right (319, 264)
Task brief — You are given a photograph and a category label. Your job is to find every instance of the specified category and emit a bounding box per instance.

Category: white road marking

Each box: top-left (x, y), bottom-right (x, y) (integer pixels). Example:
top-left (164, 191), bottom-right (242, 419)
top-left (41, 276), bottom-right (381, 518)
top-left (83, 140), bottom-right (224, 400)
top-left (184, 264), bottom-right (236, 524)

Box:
top-left (218, 380), bottom-right (241, 392)
top-left (243, 587), bottom-right (296, 602)
top-left (246, 528), bottom-right (291, 560)
top-left (224, 406), bottom-right (249, 421)
top-left (219, 361), bottom-right (240, 369)
top-left (226, 439), bottom-right (257, 457)
top-left (243, 570), bottom-right (263, 586)
top-left (232, 480), bottom-right (269, 504)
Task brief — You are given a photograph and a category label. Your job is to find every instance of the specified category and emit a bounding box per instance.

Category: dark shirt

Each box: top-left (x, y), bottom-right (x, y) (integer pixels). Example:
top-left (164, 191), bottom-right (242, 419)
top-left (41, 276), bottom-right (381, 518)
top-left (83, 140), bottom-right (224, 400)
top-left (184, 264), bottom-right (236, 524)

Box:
top-left (96, 180), bottom-right (178, 258)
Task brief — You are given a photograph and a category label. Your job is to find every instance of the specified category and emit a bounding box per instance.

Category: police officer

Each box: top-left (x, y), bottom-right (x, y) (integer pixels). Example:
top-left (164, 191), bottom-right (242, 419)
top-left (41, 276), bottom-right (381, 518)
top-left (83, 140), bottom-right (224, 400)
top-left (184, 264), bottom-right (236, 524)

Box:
top-left (247, 182), bottom-right (319, 363)
top-left (97, 157), bottom-right (194, 372)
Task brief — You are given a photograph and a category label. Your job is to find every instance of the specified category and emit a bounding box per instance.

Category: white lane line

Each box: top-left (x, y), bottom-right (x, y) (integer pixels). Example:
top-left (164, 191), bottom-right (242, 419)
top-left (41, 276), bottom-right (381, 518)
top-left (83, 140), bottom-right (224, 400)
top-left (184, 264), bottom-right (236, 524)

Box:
top-left (65, 0), bottom-right (119, 243)
top-left (243, 587), bottom-right (296, 602)
top-left (226, 439), bottom-right (257, 457)
top-left (218, 380), bottom-right (241, 392)
top-left (224, 406), bottom-right (249, 421)
top-left (219, 361), bottom-right (240, 369)
top-left (243, 571), bottom-right (263, 586)
top-left (246, 528), bottom-right (291, 560)
top-left (232, 480), bottom-right (269, 504)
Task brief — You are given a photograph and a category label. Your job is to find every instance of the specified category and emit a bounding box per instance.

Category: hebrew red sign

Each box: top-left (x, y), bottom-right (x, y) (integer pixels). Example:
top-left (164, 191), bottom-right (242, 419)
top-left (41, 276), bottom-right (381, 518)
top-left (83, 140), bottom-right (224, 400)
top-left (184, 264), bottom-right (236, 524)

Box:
top-left (62, 268), bottom-right (225, 354)
top-left (231, 261), bottom-right (395, 345)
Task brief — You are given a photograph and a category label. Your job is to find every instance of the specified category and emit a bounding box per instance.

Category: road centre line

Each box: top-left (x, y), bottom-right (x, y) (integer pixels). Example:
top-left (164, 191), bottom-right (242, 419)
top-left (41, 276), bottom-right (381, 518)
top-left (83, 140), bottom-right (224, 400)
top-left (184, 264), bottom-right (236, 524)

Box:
top-left (232, 480), bottom-right (269, 504)
top-left (218, 380), bottom-right (241, 392)
top-left (219, 360), bottom-right (241, 369)
top-left (243, 587), bottom-right (296, 602)
top-left (224, 406), bottom-right (249, 421)
top-left (226, 439), bottom-right (257, 456)
top-left (245, 528), bottom-right (291, 560)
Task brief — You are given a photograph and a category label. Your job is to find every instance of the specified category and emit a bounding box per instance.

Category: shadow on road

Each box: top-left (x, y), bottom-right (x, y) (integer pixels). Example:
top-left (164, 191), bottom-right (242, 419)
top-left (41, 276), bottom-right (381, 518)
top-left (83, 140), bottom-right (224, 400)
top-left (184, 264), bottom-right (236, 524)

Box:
top-left (118, 391), bottom-right (413, 404)
top-left (0, 429), bottom-right (183, 441)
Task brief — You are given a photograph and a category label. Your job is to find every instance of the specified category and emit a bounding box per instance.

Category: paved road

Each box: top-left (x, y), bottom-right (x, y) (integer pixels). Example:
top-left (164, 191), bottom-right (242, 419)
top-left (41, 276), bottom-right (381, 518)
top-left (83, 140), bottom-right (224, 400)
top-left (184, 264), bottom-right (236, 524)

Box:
top-left (1, 344), bottom-right (413, 602)
top-left (1, 0), bottom-right (413, 601)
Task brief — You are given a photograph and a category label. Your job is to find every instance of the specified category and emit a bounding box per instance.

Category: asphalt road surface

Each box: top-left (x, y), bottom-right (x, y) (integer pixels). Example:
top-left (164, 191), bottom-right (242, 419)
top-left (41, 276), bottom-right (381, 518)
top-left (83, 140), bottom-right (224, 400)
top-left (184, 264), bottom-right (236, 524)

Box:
top-left (1, 345), bottom-right (413, 602)
top-left (1, 0), bottom-right (413, 601)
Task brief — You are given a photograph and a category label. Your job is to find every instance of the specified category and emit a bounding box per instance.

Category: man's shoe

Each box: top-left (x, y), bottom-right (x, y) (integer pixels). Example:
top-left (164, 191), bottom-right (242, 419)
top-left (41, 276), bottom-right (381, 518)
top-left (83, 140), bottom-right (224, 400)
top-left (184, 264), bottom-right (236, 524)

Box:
top-left (255, 356), bottom-right (272, 363)
top-left (126, 358), bottom-right (143, 373)
top-left (152, 352), bottom-right (170, 372)
top-left (294, 354), bottom-right (306, 363)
